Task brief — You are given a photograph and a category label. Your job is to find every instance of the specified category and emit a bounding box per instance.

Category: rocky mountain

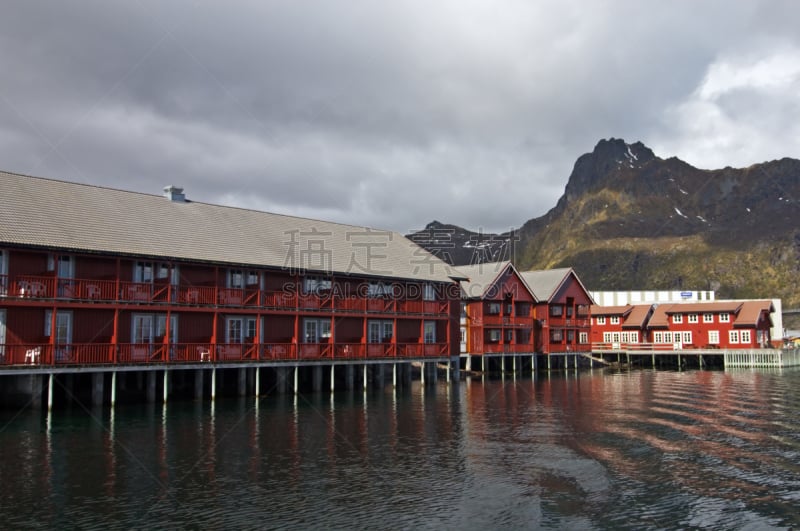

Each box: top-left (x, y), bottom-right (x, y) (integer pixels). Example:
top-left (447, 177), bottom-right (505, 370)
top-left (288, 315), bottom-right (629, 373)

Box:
top-left (410, 138), bottom-right (800, 325)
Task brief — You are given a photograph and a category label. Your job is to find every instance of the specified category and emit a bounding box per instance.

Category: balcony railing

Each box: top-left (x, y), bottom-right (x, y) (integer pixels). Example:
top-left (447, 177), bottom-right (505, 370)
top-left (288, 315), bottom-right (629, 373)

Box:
top-left (481, 343), bottom-right (536, 354)
top-left (0, 274), bottom-right (451, 316)
top-left (481, 315), bottom-right (534, 327)
top-left (0, 341), bottom-right (451, 366)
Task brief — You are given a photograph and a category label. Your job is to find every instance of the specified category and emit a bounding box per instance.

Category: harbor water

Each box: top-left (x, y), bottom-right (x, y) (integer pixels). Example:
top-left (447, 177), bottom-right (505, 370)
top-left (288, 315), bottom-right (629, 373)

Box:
top-left (1, 368), bottom-right (799, 529)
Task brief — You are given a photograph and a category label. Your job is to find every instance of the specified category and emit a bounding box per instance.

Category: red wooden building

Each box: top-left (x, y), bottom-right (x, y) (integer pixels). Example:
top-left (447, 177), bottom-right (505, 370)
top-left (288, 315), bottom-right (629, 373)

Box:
top-left (0, 172), bottom-right (464, 368)
top-left (590, 304), bottom-right (653, 349)
top-left (646, 301), bottom-right (774, 349)
top-left (519, 268), bottom-right (593, 354)
top-left (458, 261), bottom-right (537, 355)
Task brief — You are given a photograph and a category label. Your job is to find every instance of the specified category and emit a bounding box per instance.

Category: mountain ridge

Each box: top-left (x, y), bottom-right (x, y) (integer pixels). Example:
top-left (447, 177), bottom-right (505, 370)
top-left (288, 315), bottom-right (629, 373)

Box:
top-left (409, 139), bottom-right (800, 325)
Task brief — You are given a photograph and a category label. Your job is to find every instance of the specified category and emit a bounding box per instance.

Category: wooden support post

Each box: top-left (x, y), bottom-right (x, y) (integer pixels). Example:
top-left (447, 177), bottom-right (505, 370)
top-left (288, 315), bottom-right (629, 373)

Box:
top-left (163, 370), bottom-right (169, 403)
top-left (293, 365), bottom-right (299, 395)
top-left (330, 364), bottom-right (335, 393)
top-left (111, 372), bottom-right (117, 407)
top-left (211, 368), bottom-right (217, 400)
top-left (47, 373), bottom-right (54, 411)
top-left (255, 367), bottom-right (261, 397)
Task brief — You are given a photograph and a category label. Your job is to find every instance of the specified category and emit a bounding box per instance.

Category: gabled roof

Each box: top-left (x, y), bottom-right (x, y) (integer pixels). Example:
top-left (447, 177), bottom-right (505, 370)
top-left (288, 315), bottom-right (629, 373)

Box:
top-left (734, 300), bottom-right (775, 328)
top-left (590, 305), bottom-right (633, 317)
top-left (456, 261), bottom-right (537, 301)
top-left (0, 171), bottom-right (463, 283)
top-left (647, 301), bottom-right (774, 329)
top-left (624, 304), bottom-right (654, 329)
top-left (519, 267), bottom-right (594, 304)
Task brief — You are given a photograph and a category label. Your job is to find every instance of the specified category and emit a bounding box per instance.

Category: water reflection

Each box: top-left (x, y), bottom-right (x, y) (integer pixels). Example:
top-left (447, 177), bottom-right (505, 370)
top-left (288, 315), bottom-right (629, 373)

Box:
top-left (1, 370), bottom-right (800, 528)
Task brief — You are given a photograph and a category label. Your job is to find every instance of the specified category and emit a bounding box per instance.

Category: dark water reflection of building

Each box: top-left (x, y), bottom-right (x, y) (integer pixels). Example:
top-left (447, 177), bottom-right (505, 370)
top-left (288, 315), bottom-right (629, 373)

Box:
top-left (2, 370), bottom-right (800, 528)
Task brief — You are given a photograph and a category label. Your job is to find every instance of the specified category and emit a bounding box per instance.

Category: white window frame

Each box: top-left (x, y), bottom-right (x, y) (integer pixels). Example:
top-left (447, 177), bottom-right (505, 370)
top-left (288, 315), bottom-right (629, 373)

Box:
top-left (0, 249), bottom-right (7, 296)
top-left (579, 332), bottom-right (588, 344)
top-left (610, 316), bottom-right (620, 325)
top-left (132, 313), bottom-right (177, 344)
top-left (740, 330), bottom-right (752, 344)
top-left (728, 330), bottom-right (739, 344)
top-left (304, 318), bottom-right (331, 343)
top-left (653, 332), bottom-right (663, 343)
top-left (672, 314), bottom-right (683, 324)
top-left (603, 332), bottom-right (612, 343)
top-left (719, 313), bottom-right (730, 323)
top-left (688, 314), bottom-right (698, 324)
top-left (227, 316), bottom-right (257, 343)
top-left (367, 282), bottom-right (393, 298)
top-left (44, 310), bottom-right (72, 342)
top-left (596, 316), bottom-right (606, 325)
top-left (708, 330), bottom-right (720, 344)
top-left (423, 283), bottom-right (436, 301)
top-left (304, 277), bottom-right (331, 295)
top-left (0, 309), bottom-right (6, 358)
top-left (424, 321), bottom-right (436, 344)
top-left (682, 331), bottom-right (692, 344)
top-left (703, 313), bottom-right (714, 323)
top-left (629, 332), bottom-right (639, 343)
top-left (368, 320), bottom-right (393, 343)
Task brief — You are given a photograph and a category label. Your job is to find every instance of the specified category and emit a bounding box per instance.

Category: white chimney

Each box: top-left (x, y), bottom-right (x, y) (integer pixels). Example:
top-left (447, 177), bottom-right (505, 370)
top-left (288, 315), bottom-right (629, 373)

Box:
top-left (163, 185), bottom-right (186, 202)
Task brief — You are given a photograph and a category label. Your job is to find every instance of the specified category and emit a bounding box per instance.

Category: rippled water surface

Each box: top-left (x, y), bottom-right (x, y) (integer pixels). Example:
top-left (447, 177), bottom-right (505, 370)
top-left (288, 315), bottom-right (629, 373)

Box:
top-left (2, 369), bottom-right (800, 529)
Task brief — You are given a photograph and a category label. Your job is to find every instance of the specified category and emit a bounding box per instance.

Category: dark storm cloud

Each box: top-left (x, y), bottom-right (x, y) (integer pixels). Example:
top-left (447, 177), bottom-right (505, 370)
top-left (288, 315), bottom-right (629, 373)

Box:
top-left (1, 1), bottom-right (798, 233)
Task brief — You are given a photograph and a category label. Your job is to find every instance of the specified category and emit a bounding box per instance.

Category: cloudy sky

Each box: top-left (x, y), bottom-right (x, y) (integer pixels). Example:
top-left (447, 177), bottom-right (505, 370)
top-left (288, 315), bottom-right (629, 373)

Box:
top-left (1, 1), bottom-right (798, 233)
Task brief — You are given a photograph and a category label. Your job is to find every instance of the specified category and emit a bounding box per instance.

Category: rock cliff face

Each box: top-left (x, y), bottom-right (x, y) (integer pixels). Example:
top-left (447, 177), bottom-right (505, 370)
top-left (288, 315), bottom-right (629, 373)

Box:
top-left (409, 139), bottom-right (800, 323)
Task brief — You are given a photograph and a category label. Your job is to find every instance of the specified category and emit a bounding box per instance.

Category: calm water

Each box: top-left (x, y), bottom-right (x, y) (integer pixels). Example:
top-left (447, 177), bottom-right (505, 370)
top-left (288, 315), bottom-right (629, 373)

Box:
top-left (2, 369), bottom-right (800, 530)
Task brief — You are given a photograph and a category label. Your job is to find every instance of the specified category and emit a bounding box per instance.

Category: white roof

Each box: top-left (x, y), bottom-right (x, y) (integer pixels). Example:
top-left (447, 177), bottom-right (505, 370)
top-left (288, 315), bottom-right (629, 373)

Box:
top-left (0, 171), bottom-right (463, 283)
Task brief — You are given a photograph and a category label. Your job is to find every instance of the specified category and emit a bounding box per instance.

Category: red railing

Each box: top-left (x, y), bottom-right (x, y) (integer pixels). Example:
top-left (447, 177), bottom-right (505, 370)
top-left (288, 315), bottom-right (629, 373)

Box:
top-left (2, 274), bottom-right (452, 317)
top-left (482, 343), bottom-right (535, 354)
top-left (482, 315), bottom-right (534, 327)
top-left (0, 341), bottom-right (451, 366)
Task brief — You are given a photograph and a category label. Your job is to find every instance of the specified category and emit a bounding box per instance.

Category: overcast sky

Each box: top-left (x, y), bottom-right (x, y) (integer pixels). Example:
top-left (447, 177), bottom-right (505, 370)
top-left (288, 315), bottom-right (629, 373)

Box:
top-left (1, 1), bottom-right (798, 233)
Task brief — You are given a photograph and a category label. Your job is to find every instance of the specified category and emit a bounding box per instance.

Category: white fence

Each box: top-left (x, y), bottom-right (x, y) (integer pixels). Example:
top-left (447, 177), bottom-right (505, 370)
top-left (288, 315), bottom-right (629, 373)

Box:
top-left (723, 349), bottom-right (800, 368)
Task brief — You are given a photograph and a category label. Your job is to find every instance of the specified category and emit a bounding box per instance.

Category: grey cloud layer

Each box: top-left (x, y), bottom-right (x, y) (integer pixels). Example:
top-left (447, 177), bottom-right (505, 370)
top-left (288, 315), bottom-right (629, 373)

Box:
top-left (1, 1), bottom-right (798, 233)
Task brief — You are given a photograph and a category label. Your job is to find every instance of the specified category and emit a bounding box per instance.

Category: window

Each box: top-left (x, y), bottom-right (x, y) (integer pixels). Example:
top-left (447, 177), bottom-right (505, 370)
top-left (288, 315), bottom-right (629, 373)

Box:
top-left (610, 316), bottom-right (620, 325)
top-left (611, 332), bottom-right (620, 343)
top-left (488, 329), bottom-right (501, 342)
top-left (682, 332), bottom-right (692, 344)
top-left (550, 305), bottom-right (563, 317)
top-left (703, 313), bottom-right (714, 323)
top-left (367, 282), bottom-right (393, 298)
top-left (579, 332), bottom-right (588, 344)
top-left (132, 313), bottom-right (177, 344)
top-left (672, 314), bottom-right (683, 324)
top-left (134, 261), bottom-right (154, 283)
top-left (688, 314), bottom-right (698, 324)
top-left (629, 332), bottom-right (639, 344)
top-left (0, 309), bottom-right (6, 358)
top-left (596, 316), bottom-right (606, 325)
top-left (550, 329), bottom-right (562, 342)
top-left (0, 250), bottom-right (7, 295)
top-left (368, 320), bottom-right (393, 343)
top-left (506, 329), bottom-right (514, 342)
top-left (423, 283), bottom-right (436, 301)
top-left (487, 303), bottom-right (501, 315)
top-left (304, 277), bottom-right (331, 295)
top-left (654, 332), bottom-right (663, 343)
top-left (728, 330), bottom-right (739, 344)
top-left (304, 318), bottom-right (332, 343)
top-left (719, 313), bottom-right (730, 323)
top-left (708, 330), bottom-right (720, 344)
top-left (227, 317), bottom-right (257, 343)
top-left (740, 330), bottom-right (752, 344)
top-left (603, 332), bottom-right (612, 342)
top-left (424, 321), bottom-right (436, 344)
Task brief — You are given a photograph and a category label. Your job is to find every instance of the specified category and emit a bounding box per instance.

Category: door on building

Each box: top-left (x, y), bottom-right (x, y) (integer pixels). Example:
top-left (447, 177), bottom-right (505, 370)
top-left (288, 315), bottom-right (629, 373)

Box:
top-left (46, 310), bottom-right (72, 361)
